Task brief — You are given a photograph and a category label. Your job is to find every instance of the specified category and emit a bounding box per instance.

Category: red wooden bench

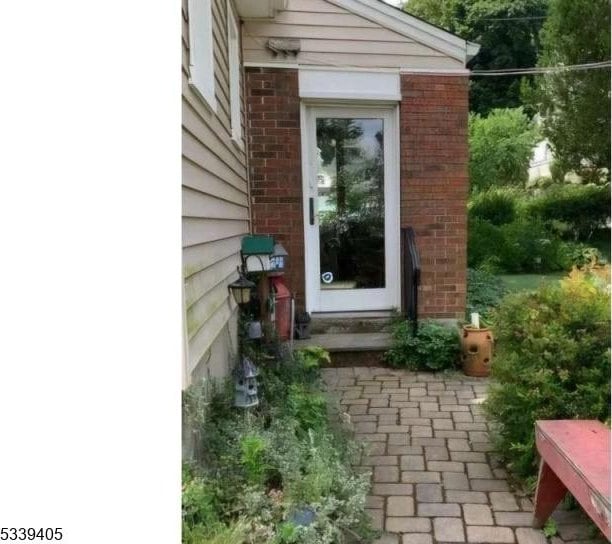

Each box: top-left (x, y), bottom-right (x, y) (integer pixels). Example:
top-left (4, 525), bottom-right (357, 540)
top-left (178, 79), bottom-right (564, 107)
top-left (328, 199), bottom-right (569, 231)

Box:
top-left (533, 420), bottom-right (611, 541)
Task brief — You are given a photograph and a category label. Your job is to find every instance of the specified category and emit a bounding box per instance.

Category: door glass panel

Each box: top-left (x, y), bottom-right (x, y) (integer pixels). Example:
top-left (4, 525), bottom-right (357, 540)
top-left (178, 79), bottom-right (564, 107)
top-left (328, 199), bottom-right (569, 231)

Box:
top-left (316, 118), bottom-right (385, 290)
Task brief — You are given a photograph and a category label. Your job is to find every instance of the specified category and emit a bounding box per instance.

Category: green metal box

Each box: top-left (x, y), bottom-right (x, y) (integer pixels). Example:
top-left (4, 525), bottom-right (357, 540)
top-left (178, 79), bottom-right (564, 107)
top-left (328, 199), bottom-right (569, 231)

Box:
top-left (241, 235), bottom-right (275, 255)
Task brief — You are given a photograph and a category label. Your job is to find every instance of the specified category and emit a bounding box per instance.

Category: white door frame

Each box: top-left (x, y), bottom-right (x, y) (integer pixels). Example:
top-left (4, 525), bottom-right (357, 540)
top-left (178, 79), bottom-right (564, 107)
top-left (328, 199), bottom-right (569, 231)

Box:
top-left (300, 102), bottom-right (401, 314)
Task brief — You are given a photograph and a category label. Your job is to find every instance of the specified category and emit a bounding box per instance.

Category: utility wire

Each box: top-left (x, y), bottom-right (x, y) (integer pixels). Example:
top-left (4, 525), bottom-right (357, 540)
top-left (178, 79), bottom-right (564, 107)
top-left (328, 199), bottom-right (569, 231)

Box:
top-left (471, 60), bottom-right (611, 76)
top-left (480, 15), bottom-right (547, 21)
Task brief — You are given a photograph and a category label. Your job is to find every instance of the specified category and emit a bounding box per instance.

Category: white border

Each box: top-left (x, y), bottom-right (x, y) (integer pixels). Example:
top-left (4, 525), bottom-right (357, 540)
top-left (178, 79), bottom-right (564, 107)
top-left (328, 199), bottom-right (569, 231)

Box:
top-left (227, 0), bottom-right (242, 144)
top-left (188, 0), bottom-right (217, 111)
top-left (299, 69), bottom-right (401, 101)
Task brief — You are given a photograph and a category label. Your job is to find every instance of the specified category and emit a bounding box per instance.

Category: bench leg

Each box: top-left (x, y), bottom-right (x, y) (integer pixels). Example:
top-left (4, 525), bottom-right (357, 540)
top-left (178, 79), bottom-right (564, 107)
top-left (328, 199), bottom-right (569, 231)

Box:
top-left (533, 459), bottom-right (568, 528)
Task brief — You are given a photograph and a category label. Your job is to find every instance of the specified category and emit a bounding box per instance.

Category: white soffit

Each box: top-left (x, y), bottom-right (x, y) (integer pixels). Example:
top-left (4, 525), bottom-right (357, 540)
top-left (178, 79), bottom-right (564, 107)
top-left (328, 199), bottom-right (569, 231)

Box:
top-left (327, 0), bottom-right (478, 64)
top-left (299, 69), bottom-right (401, 101)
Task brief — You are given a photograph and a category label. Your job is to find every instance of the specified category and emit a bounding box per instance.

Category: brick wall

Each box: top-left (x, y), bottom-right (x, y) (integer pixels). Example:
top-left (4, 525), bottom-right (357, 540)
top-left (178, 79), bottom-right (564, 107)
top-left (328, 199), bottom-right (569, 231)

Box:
top-left (400, 74), bottom-right (469, 319)
top-left (245, 69), bottom-right (469, 319)
top-left (245, 68), bottom-right (306, 309)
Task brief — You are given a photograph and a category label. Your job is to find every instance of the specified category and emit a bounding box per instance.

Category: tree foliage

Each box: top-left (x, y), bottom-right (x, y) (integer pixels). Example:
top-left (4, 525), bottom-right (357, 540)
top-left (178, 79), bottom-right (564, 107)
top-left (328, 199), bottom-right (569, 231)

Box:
top-left (404, 0), bottom-right (548, 115)
top-left (469, 107), bottom-right (538, 191)
top-left (526, 0), bottom-right (611, 179)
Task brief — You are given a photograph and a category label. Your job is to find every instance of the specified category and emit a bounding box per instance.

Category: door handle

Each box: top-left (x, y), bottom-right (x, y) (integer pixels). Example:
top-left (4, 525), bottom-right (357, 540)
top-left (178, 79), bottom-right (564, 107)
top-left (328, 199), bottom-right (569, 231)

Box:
top-left (309, 197), bottom-right (315, 225)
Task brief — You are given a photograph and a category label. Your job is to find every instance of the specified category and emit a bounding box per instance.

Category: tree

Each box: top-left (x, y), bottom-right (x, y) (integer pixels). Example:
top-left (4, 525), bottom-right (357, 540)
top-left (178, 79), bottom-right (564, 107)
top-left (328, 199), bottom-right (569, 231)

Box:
top-left (469, 107), bottom-right (538, 191)
top-left (526, 0), bottom-right (611, 180)
top-left (404, 0), bottom-right (548, 115)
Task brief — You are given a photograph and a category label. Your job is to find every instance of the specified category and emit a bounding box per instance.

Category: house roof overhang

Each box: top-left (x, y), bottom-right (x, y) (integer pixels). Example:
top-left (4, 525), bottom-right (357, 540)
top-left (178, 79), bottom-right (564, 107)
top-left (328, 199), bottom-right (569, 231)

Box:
top-left (235, 0), bottom-right (480, 66)
top-left (326, 0), bottom-right (480, 65)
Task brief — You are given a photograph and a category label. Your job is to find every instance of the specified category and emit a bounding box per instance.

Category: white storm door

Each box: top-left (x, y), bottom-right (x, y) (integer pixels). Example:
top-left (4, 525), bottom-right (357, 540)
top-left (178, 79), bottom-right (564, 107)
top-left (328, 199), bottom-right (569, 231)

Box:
top-left (302, 105), bottom-right (400, 313)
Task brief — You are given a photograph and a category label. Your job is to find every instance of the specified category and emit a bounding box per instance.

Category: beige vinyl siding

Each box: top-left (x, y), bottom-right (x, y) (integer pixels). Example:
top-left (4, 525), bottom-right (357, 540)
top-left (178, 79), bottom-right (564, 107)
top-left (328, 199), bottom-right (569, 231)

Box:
top-left (182, 0), bottom-right (249, 386)
top-left (242, 0), bottom-right (463, 70)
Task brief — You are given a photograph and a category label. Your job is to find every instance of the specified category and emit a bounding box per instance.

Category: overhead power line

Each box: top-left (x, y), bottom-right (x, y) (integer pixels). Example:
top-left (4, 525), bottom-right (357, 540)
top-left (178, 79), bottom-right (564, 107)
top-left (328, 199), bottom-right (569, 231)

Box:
top-left (481, 15), bottom-right (547, 21)
top-left (471, 60), bottom-right (611, 76)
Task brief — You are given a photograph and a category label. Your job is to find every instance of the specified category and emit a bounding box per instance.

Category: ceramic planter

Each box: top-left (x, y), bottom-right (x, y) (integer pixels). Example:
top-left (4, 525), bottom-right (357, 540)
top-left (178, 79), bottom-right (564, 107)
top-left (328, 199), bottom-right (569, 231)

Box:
top-left (461, 325), bottom-right (494, 377)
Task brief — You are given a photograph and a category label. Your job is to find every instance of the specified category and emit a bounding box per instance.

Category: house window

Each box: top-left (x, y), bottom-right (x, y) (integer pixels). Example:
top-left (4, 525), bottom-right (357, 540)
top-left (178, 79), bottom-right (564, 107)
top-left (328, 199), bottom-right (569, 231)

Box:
top-left (227, 1), bottom-right (242, 143)
top-left (188, 0), bottom-right (216, 111)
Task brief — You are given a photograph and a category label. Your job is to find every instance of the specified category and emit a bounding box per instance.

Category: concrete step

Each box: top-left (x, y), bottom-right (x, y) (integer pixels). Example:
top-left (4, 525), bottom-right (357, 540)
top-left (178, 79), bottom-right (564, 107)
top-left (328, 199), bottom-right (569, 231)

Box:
top-left (294, 332), bottom-right (392, 352)
top-left (309, 316), bottom-right (394, 335)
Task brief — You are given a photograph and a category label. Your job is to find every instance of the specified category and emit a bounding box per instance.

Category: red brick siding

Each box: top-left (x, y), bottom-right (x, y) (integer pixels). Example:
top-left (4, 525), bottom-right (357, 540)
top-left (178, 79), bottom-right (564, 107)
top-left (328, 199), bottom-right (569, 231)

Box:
top-left (400, 74), bottom-right (469, 319)
top-left (245, 68), bottom-right (306, 309)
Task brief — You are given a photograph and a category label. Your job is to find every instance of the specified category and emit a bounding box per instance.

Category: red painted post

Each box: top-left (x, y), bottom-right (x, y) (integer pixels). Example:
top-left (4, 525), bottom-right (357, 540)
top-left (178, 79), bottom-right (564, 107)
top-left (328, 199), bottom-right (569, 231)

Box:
top-left (533, 459), bottom-right (568, 528)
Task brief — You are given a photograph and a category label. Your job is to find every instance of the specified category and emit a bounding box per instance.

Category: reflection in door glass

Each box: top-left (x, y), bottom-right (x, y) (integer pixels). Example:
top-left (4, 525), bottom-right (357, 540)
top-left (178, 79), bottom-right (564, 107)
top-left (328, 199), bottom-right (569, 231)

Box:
top-left (316, 118), bottom-right (385, 290)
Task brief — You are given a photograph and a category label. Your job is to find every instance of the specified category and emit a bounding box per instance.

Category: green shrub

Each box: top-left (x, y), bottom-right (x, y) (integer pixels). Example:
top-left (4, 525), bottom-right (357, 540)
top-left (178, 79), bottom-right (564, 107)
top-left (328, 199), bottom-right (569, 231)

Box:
top-left (485, 267), bottom-right (611, 479)
top-left (559, 242), bottom-right (604, 268)
top-left (468, 218), bottom-right (508, 272)
top-left (469, 216), bottom-right (567, 273)
top-left (240, 433), bottom-right (270, 486)
top-left (469, 107), bottom-right (539, 192)
top-left (469, 188), bottom-right (517, 226)
top-left (386, 320), bottom-right (460, 371)
top-left (286, 384), bottom-right (328, 433)
top-left (527, 183), bottom-right (611, 240)
top-left (466, 268), bottom-right (507, 321)
top-left (182, 474), bottom-right (220, 533)
top-left (498, 217), bottom-right (567, 272)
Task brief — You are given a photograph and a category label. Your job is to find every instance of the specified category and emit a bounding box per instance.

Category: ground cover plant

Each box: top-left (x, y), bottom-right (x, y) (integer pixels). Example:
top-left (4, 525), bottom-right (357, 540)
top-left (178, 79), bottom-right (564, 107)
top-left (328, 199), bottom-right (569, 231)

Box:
top-left (484, 265), bottom-right (611, 483)
top-left (385, 319), bottom-right (460, 371)
top-left (182, 344), bottom-right (376, 544)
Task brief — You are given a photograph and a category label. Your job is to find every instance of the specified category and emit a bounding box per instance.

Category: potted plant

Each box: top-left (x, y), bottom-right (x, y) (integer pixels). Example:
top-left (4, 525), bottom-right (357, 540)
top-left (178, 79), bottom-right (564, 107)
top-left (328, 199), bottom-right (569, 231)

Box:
top-left (461, 313), bottom-right (494, 377)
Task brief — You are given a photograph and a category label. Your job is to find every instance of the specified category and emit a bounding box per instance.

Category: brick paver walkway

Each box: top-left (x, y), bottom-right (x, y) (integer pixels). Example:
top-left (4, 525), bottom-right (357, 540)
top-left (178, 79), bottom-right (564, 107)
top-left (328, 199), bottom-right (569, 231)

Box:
top-left (322, 367), bottom-right (606, 544)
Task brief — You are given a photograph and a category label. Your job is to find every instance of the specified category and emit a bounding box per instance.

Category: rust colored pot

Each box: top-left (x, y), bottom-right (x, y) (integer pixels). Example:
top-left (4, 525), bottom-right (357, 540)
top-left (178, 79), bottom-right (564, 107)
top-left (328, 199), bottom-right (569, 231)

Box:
top-left (461, 326), bottom-right (494, 377)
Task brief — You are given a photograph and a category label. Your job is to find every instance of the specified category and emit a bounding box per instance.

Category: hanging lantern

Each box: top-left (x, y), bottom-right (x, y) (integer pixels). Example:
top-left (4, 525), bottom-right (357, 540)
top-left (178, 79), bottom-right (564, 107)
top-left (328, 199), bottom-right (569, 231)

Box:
top-left (228, 268), bottom-right (255, 306)
top-left (234, 356), bottom-right (259, 408)
top-left (270, 243), bottom-right (289, 272)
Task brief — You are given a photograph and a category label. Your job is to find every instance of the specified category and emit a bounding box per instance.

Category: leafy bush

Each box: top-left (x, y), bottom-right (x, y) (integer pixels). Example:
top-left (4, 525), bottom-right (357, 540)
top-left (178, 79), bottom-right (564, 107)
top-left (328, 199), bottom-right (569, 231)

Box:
top-left (526, 184), bottom-right (611, 240)
top-left (386, 320), bottom-right (460, 371)
top-left (498, 217), bottom-right (567, 272)
top-left (469, 107), bottom-right (539, 192)
top-left (240, 433), bottom-right (270, 486)
top-left (468, 216), bottom-right (568, 273)
top-left (469, 188), bottom-right (517, 226)
top-left (466, 268), bottom-right (507, 321)
top-left (484, 267), bottom-right (611, 479)
top-left (467, 218), bottom-right (508, 271)
top-left (286, 384), bottom-right (328, 433)
top-left (560, 242), bottom-right (604, 268)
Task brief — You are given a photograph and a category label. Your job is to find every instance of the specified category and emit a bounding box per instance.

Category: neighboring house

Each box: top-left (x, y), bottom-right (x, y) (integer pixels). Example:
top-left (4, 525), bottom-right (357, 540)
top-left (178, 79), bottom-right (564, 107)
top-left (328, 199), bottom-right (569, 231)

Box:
top-left (182, 0), bottom-right (479, 388)
top-left (529, 139), bottom-right (554, 181)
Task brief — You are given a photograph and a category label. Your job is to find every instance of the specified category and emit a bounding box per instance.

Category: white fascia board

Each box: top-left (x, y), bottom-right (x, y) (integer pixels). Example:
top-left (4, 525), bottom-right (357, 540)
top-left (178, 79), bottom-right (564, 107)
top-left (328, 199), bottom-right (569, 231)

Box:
top-left (467, 41), bottom-right (481, 62)
top-left (328, 0), bottom-right (469, 63)
top-left (299, 69), bottom-right (401, 101)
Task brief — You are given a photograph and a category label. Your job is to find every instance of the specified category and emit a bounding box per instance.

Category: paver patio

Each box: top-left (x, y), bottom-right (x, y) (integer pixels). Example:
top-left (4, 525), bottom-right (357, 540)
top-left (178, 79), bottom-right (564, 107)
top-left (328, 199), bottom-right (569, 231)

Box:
top-left (322, 366), bottom-right (606, 544)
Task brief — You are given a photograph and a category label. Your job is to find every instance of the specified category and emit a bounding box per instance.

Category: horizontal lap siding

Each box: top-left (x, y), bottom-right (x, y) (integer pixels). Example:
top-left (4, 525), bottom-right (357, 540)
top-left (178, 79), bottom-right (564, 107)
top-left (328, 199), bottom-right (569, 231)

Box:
top-left (182, 0), bottom-right (248, 384)
top-left (242, 0), bottom-right (463, 70)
